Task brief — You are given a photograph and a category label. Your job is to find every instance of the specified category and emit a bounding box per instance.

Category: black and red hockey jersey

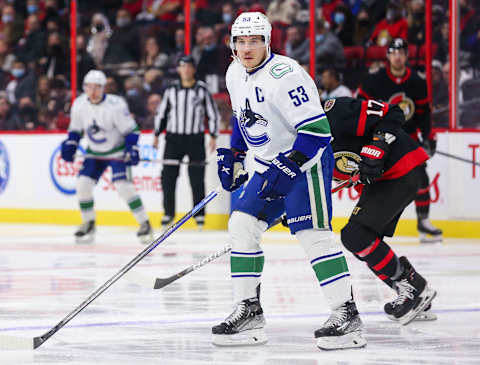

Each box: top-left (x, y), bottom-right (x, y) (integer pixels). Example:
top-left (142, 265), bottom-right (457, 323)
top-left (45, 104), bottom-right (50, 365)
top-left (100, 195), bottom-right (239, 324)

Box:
top-left (323, 97), bottom-right (428, 181)
top-left (357, 67), bottom-right (431, 141)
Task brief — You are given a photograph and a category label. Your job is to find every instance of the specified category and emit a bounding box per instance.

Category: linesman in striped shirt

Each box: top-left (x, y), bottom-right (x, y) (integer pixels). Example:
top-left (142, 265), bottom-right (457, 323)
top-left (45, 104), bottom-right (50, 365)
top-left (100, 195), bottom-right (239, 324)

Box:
top-left (153, 55), bottom-right (219, 229)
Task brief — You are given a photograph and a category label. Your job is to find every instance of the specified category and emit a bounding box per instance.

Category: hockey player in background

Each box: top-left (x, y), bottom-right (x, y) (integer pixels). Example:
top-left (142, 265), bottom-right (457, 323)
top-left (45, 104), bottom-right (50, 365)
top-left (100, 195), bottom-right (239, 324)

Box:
top-left (61, 70), bottom-right (153, 244)
top-left (324, 96), bottom-right (437, 324)
top-left (213, 12), bottom-right (366, 350)
top-left (357, 38), bottom-right (442, 243)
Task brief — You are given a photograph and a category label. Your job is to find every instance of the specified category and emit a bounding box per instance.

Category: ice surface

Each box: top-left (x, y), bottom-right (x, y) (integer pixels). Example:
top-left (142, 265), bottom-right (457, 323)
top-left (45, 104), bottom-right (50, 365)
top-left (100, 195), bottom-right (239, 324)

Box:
top-left (0, 224), bottom-right (479, 364)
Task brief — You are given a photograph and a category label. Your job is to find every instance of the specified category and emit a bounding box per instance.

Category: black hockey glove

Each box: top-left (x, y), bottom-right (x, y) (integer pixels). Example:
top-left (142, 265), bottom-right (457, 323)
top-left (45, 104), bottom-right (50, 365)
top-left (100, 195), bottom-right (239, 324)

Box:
top-left (359, 132), bottom-right (396, 184)
top-left (422, 137), bottom-right (437, 158)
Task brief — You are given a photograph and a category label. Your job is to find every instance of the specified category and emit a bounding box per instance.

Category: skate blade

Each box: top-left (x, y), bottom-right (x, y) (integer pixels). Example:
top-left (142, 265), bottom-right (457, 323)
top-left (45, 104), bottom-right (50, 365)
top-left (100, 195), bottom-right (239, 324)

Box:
top-left (386, 310), bottom-right (437, 322)
top-left (400, 287), bottom-right (437, 325)
top-left (138, 232), bottom-right (153, 244)
top-left (212, 328), bottom-right (267, 346)
top-left (75, 235), bottom-right (94, 244)
top-left (419, 233), bottom-right (443, 244)
top-left (316, 331), bottom-right (367, 350)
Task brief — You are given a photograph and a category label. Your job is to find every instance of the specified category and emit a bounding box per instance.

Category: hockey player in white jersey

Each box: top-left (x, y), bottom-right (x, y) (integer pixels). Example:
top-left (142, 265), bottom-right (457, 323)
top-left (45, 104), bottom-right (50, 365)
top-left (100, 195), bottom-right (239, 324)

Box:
top-left (61, 70), bottom-right (153, 244)
top-left (212, 12), bottom-right (366, 350)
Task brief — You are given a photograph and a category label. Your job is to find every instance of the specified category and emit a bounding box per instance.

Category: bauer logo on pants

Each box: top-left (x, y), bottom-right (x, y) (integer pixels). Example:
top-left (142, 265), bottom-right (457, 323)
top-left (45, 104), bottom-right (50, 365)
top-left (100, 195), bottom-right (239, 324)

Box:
top-left (49, 144), bottom-right (85, 195)
top-left (0, 140), bottom-right (10, 194)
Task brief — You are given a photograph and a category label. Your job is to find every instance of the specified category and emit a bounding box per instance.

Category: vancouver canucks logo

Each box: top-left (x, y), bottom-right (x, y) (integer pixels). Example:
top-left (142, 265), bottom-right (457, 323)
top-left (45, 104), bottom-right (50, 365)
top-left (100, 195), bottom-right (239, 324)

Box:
top-left (87, 119), bottom-right (107, 144)
top-left (238, 99), bottom-right (270, 147)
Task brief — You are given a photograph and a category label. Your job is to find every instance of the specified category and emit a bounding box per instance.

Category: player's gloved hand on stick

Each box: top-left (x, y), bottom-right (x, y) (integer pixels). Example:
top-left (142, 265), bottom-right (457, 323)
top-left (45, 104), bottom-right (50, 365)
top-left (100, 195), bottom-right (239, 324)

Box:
top-left (422, 137), bottom-right (437, 158)
top-left (124, 132), bottom-right (140, 166)
top-left (258, 153), bottom-right (301, 200)
top-left (216, 148), bottom-right (248, 192)
top-left (359, 132), bottom-right (396, 184)
top-left (61, 131), bottom-right (81, 162)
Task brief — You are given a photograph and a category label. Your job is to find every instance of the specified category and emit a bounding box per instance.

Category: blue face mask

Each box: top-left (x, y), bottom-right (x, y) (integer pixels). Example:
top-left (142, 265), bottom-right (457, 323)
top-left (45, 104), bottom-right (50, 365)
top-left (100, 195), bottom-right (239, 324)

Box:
top-left (11, 68), bottom-right (25, 78)
top-left (316, 34), bottom-right (325, 43)
top-left (126, 88), bottom-right (138, 97)
top-left (2, 14), bottom-right (14, 23)
top-left (334, 12), bottom-right (345, 25)
top-left (27, 4), bottom-right (38, 14)
top-left (222, 13), bottom-right (232, 23)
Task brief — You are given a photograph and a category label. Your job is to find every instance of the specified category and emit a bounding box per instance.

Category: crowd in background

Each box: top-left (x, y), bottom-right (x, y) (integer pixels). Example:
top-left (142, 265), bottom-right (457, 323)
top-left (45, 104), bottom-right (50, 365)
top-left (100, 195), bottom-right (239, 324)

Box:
top-left (0, 0), bottom-right (479, 131)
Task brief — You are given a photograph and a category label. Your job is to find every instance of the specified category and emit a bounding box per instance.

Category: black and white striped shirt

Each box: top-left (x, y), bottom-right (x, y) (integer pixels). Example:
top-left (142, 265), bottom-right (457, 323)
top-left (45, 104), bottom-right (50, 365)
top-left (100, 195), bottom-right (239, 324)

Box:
top-left (154, 80), bottom-right (219, 137)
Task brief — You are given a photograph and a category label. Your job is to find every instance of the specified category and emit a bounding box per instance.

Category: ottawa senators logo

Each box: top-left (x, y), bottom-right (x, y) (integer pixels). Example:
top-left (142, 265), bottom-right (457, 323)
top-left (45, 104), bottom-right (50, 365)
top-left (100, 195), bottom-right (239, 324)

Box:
top-left (334, 151), bottom-right (361, 181)
top-left (388, 92), bottom-right (415, 121)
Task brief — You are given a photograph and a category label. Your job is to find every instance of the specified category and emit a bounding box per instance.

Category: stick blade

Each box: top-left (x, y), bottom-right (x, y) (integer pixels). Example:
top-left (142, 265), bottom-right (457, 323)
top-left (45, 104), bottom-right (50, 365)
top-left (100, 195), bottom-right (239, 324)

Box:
top-left (0, 335), bottom-right (36, 350)
top-left (154, 277), bottom-right (176, 289)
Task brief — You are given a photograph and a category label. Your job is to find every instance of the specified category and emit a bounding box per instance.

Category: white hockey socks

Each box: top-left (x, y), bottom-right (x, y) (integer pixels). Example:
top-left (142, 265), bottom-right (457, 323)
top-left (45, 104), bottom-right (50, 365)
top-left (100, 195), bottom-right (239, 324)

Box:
top-left (77, 176), bottom-right (96, 223)
top-left (114, 180), bottom-right (149, 224)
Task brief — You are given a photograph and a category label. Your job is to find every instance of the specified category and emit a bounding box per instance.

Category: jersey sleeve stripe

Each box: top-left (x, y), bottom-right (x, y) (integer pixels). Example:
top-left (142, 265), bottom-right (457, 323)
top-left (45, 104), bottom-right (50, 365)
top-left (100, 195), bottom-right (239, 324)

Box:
top-left (294, 113), bottom-right (326, 129)
top-left (356, 101), bottom-right (368, 136)
top-left (415, 97), bottom-right (430, 105)
top-left (357, 88), bottom-right (371, 100)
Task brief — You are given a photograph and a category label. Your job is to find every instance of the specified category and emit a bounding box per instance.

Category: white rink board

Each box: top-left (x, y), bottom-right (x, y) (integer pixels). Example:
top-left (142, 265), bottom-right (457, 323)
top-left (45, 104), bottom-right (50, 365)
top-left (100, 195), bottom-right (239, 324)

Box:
top-left (0, 131), bottom-right (479, 219)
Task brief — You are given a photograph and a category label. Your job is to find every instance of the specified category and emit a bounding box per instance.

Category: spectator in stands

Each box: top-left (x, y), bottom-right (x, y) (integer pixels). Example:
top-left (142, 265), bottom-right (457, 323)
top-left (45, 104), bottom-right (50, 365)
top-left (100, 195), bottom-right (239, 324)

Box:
top-left (407, 0), bottom-right (425, 45)
top-left (331, 3), bottom-right (354, 46)
top-left (141, 37), bottom-right (168, 72)
top-left (75, 34), bottom-right (96, 87)
top-left (369, 1), bottom-right (407, 47)
top-left (471, 29), bottom-right (480, 68)
top-left (38, 31), bottom-right (67, 78)
top-left (35, 75), bottom-right (51, 111)
top-left (103, 9), bottom-right (141, 74)
top-left (166, 28), bottom-right (186, 77)
top-left (315, 19), bottom-right (345, 70)
top-left (26, 0), bottom-right (45, 21)
top-left (460, 0), bottom-right (477, 51)
top-left (142, 93), bottom-right (162, 129)
top-left (353, 6), bottom-right (373, 46)
top-left (319, 68), bottom-right (352, 101)
top-left (86, 12), bottom-right (112, 68)
top-left (196, 26), bottom-right (230, 88)
top-left (46, 76), bottom-right (70, 129)
top-left (5, 59), bottom-right (36, 104)
top-left (214, 2), bottom-right (235, 41)
top-left (143, 68), bottom-right (164, 94)
top-left (124, 76), bottom-right (147, 121)
top-left (18, 96), bottom-right (38, 130)
top-left (105, 75), bottom-right (120, 95)
top-left (145, 0), bottom-right (183, 22)
top-left (0, 38), bottom-right (15, 72)
top-left (267, 0), bottom-right (300, 25)
top-left (0, 4), bottom-right (24, 47)
top-left (285, 25), bottom-right (309, 63)
top-left (0, 93), bottom-right (22, 130)
top-left (121, 0), bottom-right (143, 18)
top-left (15, 14), bottom-right (46, 66)
top-left (434, 21), bottom-right (449, 63)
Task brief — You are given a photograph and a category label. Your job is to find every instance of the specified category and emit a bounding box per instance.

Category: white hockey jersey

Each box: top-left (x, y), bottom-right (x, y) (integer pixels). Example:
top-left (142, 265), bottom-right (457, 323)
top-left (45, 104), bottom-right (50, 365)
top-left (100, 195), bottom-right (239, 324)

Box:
top-left (226, 53), bottom-right (331, 172)
top-left (69, 94), bottom-right (139, 158)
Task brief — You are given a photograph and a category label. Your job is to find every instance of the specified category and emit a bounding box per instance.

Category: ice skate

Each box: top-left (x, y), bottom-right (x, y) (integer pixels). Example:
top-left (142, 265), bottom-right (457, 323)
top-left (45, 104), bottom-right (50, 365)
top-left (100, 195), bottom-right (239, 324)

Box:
top-left (75, 221), bottom-right (95, 244)
top-left (137, 221), bottom-right (153, 244)
top-left (418, 218), bottom-right (442, 243)
top-left (161, 215), bottom-right (173, 227)
top-left (315, 300), bottom-right (366, 350)
top-left (212, 297), bottom-right (267, 346)
top-left (195, 216), bottom-right (205, 231)
top-left (385, 257), bottom-right (437, 325)
top-left (385, 301), bottom-right (437, 322)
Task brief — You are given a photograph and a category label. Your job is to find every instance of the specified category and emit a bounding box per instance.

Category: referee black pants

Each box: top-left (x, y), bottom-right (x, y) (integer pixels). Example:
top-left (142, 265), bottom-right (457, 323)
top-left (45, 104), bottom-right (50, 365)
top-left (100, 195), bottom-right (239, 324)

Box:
top-left (161, 133), bottom-right (206, 218)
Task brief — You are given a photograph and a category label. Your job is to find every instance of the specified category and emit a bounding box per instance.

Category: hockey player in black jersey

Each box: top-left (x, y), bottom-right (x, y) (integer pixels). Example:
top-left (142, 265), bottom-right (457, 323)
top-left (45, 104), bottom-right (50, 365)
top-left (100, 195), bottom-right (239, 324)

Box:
top-left (323, 97), bottom-right (437, 324)
top-left (357, 38), bottom-right (442, 243)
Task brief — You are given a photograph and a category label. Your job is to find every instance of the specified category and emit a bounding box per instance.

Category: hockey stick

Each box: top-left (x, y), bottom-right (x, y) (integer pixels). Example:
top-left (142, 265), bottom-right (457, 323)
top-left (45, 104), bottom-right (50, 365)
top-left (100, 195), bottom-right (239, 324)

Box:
top-left (74, 155), bottom-right (209, 166)
top-left (436, 150), bottom-right (480, 167)
top-left (0, 186), bottom-right (221, 351)
top-left (127, 178), bottom-right (355, 291)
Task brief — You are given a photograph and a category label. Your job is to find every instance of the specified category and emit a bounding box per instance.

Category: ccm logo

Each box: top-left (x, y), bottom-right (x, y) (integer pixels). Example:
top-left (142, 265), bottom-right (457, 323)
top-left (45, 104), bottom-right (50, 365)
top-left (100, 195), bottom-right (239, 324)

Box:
top-left (360, 146), bottom-right (384, 159)
top-left (272, 158), bottom-right (297, 179)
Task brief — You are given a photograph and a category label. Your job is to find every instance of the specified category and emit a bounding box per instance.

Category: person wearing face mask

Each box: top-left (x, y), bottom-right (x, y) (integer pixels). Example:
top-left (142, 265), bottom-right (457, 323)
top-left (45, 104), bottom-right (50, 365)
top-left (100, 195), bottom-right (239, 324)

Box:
top-left (38, 31), bottom-right (67, 78)
top-left (16, 14), bottom-right (47, 64)
top-left (331, 4), bottom-right (354, 46)
top-left (285, 25), bottom-right (310, 63)
top-left (369, 1), bottom-right (407, 47)
top-left (5, 60), bottom-right (36, 105)
top-left (196, 26), bottom-right (230, 88)
top-left (353, 6), bottom-right (373, 46)
top-left (123, 76), bottom-right (147, 122)
top-left (86, 13), bottom-right (112, 68)
top-left (102, 9), bottom-right (141, 73)
top-left (315, 18), bottom-right (345, 71)
top-left (0, 4), bottom-right (24, 47)
top-left (407, 0), bottom-right (425, 45)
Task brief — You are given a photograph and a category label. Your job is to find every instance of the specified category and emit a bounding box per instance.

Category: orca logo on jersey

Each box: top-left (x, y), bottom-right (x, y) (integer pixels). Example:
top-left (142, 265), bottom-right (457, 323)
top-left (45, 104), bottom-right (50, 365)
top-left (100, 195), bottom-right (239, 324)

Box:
top-left (87, 120), bottom-right (107, 144)
top-left (388, 92), bottom-right (415, 121)
top-left (333, 151), bottom-right (361, 181)
top-left (238, 99), bottom-right (270, 147)
top-left (0, 140), bottom-right (10, 194)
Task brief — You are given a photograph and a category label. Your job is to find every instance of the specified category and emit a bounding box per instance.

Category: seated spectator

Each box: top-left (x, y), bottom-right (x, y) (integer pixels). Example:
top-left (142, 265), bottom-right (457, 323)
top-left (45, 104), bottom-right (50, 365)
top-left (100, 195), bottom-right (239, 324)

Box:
top-left (46, 76), bottom-right (71, 129)
top-left (315, 19), bottom-right (345, 70)
top-left (434, 21), bottom-right (449, 63)
top-left (5, 59), bottom-right (36, 104)
top-left (407, 0), bottom-right (425, 45)
top-left (0, 4), bottom-right (24, 47)
top-left (369, 1), bottom-right (407, 47)
top-left (142, 93), bottom-right (162, 130)
top-left (18, 96), bottom-right (38, 130)
top-left (353, 6), bottom-right (374, 46)
top-left (35, 75), bottom-right (51, 111)
top-left (319, 68), bottom-right (352, 101)
top-left (321, 0), bottom-right (343, 24)
top-left (0, 93), bottom-right (22, 130)
top-left (141, 37), bottom-right (168, 72)
top-left (214, 2), bottom-right (235, 37)
top-left (38, 31), bottom-right (67, 79)
top-left (196, 27), bottom-right (230, 87)
top-left (26, 0), bottom-right (46, 21)
top-left (267, 0), bottom-right (300, 25)
top-left (86, 13), bottom-right (112, 68)
top-left (102, 9), bottom-right (141, 74)
top-left (460, 0), bottom-right (477, 51)
top-left (75, 34), bottom-right (96, 87)
top-left (124, 76), bottom-right (147, 121)
top-left (285, 25), bottom-right (309, 63)
top-left (143, 68), bottom-right (164, 94)
top-left (331, 3), bottom-right (354, 46)
top-left (166, 28), bottom-right (186, 77)
top-left (0, 38), bottom-right (15, 73)
top-left (15, 14), bottom-right (47, 66)
top-left (105, 75), bottom-right (120, 95)
top-left (138, 0), bottom-right (183, 22)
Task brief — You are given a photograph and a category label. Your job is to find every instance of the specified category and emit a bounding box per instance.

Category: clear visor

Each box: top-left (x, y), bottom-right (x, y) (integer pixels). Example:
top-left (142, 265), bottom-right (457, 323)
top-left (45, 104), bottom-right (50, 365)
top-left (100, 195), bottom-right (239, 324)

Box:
top-left (232, 36), bottom-right (266, 51)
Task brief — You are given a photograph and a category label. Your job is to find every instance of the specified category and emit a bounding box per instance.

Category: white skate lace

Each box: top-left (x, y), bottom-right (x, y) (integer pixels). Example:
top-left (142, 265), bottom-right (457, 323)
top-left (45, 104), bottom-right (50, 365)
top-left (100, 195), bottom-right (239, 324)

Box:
top-left (392, 279), bottom-right (416, 306)
top-left (225, 302), bottom-right (248, 327)
top-left (326, 304), bottom-right (348, 328)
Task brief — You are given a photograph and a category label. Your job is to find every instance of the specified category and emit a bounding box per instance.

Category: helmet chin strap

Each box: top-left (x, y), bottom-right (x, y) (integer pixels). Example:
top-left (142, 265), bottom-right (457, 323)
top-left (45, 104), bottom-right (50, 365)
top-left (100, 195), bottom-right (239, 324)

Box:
top-left (231, 44), bottom-right (271, 72)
